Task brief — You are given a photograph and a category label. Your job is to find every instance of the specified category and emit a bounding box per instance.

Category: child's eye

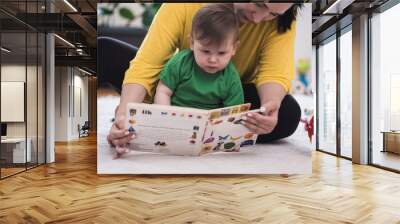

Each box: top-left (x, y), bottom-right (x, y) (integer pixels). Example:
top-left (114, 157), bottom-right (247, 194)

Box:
top-left (202, 50), bottom-right (210, 54)
top-left (218, 52), bottom-right (226, 55)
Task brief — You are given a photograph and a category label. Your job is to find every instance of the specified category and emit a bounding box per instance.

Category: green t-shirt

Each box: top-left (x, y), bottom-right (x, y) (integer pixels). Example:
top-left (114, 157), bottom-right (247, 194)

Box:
top-left (159, 49), bottom-right (244, 110)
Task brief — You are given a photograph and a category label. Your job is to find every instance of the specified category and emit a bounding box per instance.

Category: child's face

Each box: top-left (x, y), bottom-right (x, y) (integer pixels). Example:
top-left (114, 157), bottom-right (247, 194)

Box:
top-left (190, 35), bottom-right (238, 74)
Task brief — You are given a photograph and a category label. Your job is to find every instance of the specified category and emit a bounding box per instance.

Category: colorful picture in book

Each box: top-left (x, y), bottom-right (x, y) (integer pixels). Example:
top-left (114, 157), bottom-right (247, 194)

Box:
top-left (210, 111), bottom-right (221, 119)
top-left (240, 104), bottom-right (250, 112)
top-left (202, 104), bottom-right (256, 154)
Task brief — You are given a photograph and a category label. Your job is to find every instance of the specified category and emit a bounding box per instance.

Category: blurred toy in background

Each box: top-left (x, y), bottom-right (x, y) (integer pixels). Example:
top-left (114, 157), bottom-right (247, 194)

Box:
top-left (297, 58), bottom-right (310, 88)
top-left (292, 58), bottom-right (312, 95)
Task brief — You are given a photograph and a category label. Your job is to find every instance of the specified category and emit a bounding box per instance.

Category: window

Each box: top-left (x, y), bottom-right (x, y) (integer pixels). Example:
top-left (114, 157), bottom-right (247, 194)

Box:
top-left (370, 2), bottom-right (400, 171)
top-left (0, 1), bottom-right (46, 179)
top-left (317, 36), bottom-right (337, 154)
top-left (340, 28), bottom-right (352, 158)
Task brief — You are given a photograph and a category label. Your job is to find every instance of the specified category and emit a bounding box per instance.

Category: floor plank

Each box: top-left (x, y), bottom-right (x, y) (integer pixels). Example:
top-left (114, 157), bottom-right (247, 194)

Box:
top-left (1, 135), bottom-right (400, 223)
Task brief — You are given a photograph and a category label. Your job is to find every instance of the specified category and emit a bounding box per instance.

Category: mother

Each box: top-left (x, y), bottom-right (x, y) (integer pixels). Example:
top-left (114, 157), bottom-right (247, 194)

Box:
top-left (107, 3), bottom-right (303, 151)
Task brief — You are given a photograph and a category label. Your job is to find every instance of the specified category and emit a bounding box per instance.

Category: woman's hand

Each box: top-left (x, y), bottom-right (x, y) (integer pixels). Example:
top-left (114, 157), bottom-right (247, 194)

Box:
top-left (241, 100), bottom-right (280, 135)
top-left (107, 115), bottom-right (136, 158)
top-left (107, 84), bottom-right (146, 158)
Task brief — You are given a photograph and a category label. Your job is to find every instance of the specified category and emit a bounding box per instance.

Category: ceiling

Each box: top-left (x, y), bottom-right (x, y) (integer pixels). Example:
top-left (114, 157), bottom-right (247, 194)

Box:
top-left (312, 0), bottom-right (390, 44)
top-left (0, 0), bottom-right (98, 74)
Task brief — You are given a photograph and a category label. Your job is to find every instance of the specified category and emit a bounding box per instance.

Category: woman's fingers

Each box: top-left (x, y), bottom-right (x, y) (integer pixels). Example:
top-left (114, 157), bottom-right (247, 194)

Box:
top-left (115, 146), bottom-right (125, 153)
top-left (108, 114), bottom-right (136, 147)
top-left (109, 125), bottom-right (130, 139)
top-left (111, 132), bottom-right (135, 147)
top-left (107, 114), bottom-right (137, 158)
top-left (109, 115), bottom-right (129, 138)
top-left (241, 111), bottom-right (276, 134)
top-left (242, 119), bottom-right (267, 134)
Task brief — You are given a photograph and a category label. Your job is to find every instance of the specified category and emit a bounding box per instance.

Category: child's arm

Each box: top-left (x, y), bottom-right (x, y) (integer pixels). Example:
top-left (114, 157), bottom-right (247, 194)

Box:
top-left (154, 81), bottom-right (173, 105)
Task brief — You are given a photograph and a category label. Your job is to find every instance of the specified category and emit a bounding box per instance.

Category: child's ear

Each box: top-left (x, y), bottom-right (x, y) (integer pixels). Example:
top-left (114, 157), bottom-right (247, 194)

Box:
top-left (189, 35), bottom-right (194, 51)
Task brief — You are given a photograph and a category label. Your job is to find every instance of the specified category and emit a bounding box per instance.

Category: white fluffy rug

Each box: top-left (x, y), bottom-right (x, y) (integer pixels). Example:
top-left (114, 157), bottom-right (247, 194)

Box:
top-left (97, 95), bottom-right (312, 174)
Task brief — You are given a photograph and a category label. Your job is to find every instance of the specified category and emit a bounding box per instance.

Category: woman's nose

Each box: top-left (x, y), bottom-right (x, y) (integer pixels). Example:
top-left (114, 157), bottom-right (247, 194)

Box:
top-left (252, 12), bottom-right (264, 23)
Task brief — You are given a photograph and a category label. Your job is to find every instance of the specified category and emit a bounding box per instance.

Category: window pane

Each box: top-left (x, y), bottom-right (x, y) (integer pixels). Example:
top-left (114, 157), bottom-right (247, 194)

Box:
top-left (340, 29), bottom-right (352, 158)
top-left (27, 31), bottom-right (38, 169)
top-left (38, 32), bottom-right (45, 165)
top-left (1, 22), bottom-right (28, 178)
top-left (318, 37), bottom-right (337, 154)
top-left (371, 3), bottom-right (400, 171)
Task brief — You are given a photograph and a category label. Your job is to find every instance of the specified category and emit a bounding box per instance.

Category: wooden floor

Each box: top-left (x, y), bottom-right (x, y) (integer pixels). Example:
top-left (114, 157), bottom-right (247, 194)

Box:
top-left (373, 151), bottom-right (400, 171)
top-left (1, 135), bottom-right (400, 223)
top-left (1, 167), bottom-right (26, 178)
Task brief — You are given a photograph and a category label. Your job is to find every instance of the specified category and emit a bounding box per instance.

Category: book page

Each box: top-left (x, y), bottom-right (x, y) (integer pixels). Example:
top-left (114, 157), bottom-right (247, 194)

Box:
top-left (200, 103), bottom-right (258, 155)
top-left (126, 103), bottom-right (208, 156)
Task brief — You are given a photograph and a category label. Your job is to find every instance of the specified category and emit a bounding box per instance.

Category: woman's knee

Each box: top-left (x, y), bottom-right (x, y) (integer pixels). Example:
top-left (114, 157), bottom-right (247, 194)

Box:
top-left (281, 95), bottom-right (301, 137)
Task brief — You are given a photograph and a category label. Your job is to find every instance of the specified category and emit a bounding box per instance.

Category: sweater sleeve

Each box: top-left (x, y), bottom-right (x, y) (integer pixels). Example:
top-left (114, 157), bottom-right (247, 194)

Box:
top-left (122, 3), bottom-right (187, 97)
top-left (254, 21), bottom-right (297, 92)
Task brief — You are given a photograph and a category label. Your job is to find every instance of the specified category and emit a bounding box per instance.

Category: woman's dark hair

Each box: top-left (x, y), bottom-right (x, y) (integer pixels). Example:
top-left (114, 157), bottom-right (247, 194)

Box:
top-left (277, 3), bottom-right (303, 33)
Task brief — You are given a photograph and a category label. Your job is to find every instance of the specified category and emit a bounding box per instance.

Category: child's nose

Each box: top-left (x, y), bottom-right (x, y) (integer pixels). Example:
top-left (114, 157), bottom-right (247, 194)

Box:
top-left (209, 55), bottom-right (217, 63)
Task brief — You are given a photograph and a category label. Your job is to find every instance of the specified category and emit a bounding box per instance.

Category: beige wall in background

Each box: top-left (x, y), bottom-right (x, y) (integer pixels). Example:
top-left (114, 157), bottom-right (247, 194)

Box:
top-left (54, 66), bottom-right (89, 141)
top-left (1, 65), bottom-right (39, 139)
top-left (1, 63), bottom-right (46, 164)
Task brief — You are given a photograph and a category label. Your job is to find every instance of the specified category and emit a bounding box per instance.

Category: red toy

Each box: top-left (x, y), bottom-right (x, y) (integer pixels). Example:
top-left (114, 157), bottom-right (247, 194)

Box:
top-left (300, 115), bottom-right (314, 143)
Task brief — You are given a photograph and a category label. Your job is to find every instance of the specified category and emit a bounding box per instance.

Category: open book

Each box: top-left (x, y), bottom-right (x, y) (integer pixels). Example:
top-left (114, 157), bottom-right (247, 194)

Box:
top-left (126, 103), bottom-right (258, 156)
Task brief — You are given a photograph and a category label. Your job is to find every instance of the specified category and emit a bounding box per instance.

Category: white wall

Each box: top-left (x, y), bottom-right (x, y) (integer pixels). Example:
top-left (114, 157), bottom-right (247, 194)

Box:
top-left (1, 65), bottom-right (26, 138)
top-left (55, 67), bottom-right (69, 141)
top-left (74, 74), bottom-right (89, 122)
top-left (311, 45), bottom-right (316, 93)
top-left (72, 73), bottom-right (89, 138)
top-left (1, 65), bottom-right (42, 137)
top-left (292, 3), bottom-right (312, 94)
top-left (55, 67), bottom-right (89, 141)
top-left (295, 3), bottom-right (312, 64)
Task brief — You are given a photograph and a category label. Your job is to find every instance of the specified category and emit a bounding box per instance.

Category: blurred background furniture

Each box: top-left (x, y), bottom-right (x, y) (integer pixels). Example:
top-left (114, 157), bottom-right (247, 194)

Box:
top-left (381, 131), bottom-right (400, 154)
top-left (78, 121), bottom-right (90, 138)
top-left (1, 138), bottom-right (32, 166)
top-left (98, 36), bottom-right (138, 93)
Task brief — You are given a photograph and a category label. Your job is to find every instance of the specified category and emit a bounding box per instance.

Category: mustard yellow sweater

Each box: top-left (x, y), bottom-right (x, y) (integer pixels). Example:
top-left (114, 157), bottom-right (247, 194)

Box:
top-left (123, 3), bottom-right (296, 97)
